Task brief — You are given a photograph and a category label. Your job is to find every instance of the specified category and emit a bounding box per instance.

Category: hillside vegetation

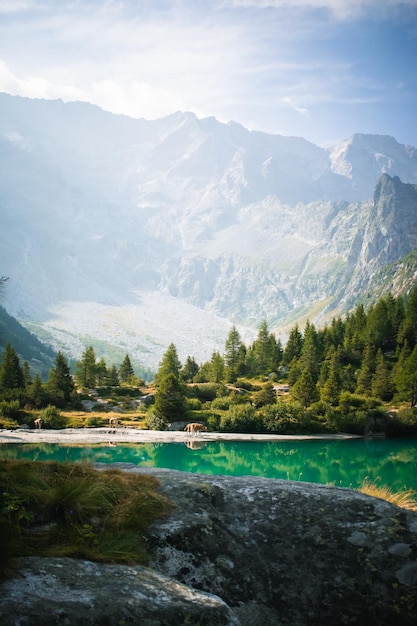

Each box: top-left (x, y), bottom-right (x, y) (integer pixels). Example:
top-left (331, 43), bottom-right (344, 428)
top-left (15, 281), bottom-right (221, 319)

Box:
top-left (1, 285), bottom-right (417, 437)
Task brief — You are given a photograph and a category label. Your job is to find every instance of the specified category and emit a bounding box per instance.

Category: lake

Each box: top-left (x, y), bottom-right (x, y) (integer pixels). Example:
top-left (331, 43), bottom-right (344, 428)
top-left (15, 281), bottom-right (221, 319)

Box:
top-left (1, 437), bottom-right (417, 491)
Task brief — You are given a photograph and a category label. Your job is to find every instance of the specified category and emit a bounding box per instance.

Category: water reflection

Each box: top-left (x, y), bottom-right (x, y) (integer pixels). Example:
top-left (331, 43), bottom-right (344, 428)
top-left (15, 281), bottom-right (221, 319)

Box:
top-left (185, 440), bottom-right (208, 450)
top-left (0, 438), bottom-right (416, 491)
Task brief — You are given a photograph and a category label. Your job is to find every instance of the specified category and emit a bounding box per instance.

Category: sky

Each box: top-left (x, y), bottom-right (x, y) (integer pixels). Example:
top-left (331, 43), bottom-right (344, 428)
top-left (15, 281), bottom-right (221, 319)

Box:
top-left (0, 0), bottom-right (417, 147)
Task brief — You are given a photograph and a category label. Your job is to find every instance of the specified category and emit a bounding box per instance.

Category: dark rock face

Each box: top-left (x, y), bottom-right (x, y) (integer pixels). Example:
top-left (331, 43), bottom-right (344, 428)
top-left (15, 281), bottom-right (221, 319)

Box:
top-left (141, 468), bottom-right (417, 626)
top-left (1, 467), bottom-right (417, 625)
top-left (0, 557), bottom-right (238, 626)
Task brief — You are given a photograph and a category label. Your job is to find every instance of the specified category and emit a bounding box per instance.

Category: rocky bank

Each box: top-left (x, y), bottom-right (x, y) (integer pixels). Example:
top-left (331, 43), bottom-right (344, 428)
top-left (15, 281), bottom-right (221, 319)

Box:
top-left (1, 466), bottom-right (417, 625)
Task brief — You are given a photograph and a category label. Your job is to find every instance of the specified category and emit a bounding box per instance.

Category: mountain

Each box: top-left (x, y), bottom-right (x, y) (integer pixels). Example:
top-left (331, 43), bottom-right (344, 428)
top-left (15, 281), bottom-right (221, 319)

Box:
top-left (0, 306), bottom-right (56, 377)
top-left (1, 92), bottom-right (417, 369)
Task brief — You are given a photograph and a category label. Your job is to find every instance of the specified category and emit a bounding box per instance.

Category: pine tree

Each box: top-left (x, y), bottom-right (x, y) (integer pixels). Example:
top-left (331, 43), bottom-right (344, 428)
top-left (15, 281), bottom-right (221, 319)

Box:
top-left (395, 345), bottom-right (417, 407)
top-left (181, 356), bottom-right (199, 382)
top-left (74, 346), bottom-right (97, 388)
top-left (96, 357), bottom-right (108, 386)
top-left (291, 369), bottom-right (319, 408)
top-left (371, 349), bottom-right (394, 401)
top-left (119, 353), bottom-right (135, 384)
top-left (0, 342), bottom-right (24, 391)
top-left (48, 351), bottom-right (74, 404)
top-left (224, 326), bottom-right (245, 382)
top-left (27, 373), bottom-right (48, 408)
top-left (154, 373), bottom-right (188, 421)
top-left (398, 285), bottom-right (417, 349)
top-left (320, 348), bottom-right (343, 406)
top-left (355, 339), bottom-right (377, 396)
top-left (283, 324), bottom-right (303, 365)
top-left (153, 344), bottom-right (187, 423)
top-left (209, 351), bottom-right (225, 383)
top-left (106, 364), bottom-right (120, 386)
top-left (299, 321), bottom-right (320, 383)
top-left (252, 321), bottom-right (275, 374)
top-left (156, 343), bottom-right (182, 383)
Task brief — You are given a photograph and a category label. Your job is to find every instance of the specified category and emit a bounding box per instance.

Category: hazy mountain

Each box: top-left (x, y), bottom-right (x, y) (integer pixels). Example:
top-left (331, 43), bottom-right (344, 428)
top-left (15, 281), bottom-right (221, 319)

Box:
top-left (1, 93), bottom-right (417, 369)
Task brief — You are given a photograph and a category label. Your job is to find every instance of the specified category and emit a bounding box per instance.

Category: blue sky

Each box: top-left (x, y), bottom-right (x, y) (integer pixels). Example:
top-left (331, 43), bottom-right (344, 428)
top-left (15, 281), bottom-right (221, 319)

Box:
top-left (0, 0), bottom-right (416, 147)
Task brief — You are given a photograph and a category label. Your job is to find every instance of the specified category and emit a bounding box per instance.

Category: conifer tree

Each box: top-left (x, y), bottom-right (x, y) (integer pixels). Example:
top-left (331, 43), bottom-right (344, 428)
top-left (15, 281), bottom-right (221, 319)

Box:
top-left (27, 373), bottom-right (48, 408)
top-left (155, 343), bottom-right (182, 383)
top-left (252, 320), bottom-right (275, 374)
top-left (283, 324), bottom-right (303, 365)
top-left (398, 285), bottom-right (417, 349)
top-left (209, 351), bottom-right (225, 383)
top-left (395, 345), bottom-right (417, 407)
top-left (119, 353), bottom-right (135, 383)
top-left (371, 349), bottom-right (394, 401)
top-left (291, 369), bottom-right (319, 408)
top-left (299, 321), bottom-right (320, 383)
top-left (181, 356), bottom-right (199, 382)
top-left (224, 326), bottom-right (245, 382)
top-left (154, 343), bottom-right (187, 422)
top-left (22, 361), bottom-right (32, 388)
top-left (48, 351), bottom-right (74, 404)
top-left (0, 342), bottom-right (24, 391)
top-left (74, 346), bottom-right (97, 388)
top-left (319, 347), bottom-right (343, 406)
top-left (106, 364), bottom-right (120, 386)
top-left (154, 372), bottom-right (188, 421)
top-left (355, 339), bottom-right (377, 396)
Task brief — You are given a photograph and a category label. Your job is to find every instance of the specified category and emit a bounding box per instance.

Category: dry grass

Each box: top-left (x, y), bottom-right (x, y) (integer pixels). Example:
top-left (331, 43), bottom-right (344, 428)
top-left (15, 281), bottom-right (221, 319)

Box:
top-left (0, 460), bottom-right (171, 579)
top-left (359, 479), bottom-right (417, 512)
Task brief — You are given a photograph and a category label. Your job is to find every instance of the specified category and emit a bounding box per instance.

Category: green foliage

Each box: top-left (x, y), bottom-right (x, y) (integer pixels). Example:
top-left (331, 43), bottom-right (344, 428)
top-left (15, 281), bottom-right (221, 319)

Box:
top-left (219, 403), bottom-right (261, 433)
top-left (118, 353), bottom-right (135, 384)
top-left (0, 399), bottom-right (21, 420)
top-left (39, 405), bottom-right (68, 429)
top-left (0, 460), bottom-right (171, 578)
top-left (145, 408), bottom-right (169, 431)
top-left (0, 342), bottom-right (24, 391)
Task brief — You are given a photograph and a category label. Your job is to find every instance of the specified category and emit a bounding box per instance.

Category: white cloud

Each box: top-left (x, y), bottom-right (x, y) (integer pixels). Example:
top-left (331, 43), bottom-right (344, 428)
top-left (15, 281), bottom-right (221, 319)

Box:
top-left (226, 0), bottom-right (417, 20)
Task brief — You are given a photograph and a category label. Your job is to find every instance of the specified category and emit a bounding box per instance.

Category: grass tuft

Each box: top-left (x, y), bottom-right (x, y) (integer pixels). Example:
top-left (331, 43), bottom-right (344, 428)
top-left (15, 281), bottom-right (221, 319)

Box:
top-left (359, 479), bottom-right (417, 512)
top-left (0, 460), bottom-right (171, 579)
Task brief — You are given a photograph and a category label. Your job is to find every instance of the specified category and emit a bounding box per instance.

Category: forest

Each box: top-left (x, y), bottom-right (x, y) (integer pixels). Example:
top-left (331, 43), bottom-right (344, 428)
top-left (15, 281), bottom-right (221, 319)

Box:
top-left (1, 284), bottom-right (417, 437)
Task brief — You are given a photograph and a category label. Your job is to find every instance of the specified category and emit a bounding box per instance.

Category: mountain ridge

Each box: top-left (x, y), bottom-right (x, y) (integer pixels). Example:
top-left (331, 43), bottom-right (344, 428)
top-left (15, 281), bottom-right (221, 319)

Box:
top-left (1, 93), bottom-right (417, 368)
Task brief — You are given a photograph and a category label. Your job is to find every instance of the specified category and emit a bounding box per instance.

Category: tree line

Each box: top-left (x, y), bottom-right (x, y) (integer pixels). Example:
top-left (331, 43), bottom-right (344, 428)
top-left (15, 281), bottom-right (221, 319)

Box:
top-left (148, 285), bottom-right (417, 435)
top-left (1, 283), bottom-right (417, 435)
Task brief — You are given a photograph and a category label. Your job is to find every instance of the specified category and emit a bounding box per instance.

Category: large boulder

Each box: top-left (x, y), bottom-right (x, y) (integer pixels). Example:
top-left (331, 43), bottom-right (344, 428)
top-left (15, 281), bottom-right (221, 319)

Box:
top-left (141, 467), bottom-right (417, 626)
top-left (1, 466), bottom-right (417, 625)
top-left (0, 557), bottom-right (238, 625)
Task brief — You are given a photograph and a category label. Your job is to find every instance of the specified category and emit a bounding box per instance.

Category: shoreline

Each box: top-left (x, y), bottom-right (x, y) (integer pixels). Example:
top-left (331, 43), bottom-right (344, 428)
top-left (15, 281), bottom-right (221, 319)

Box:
top-left (0, 427), bottom-right (361, 445)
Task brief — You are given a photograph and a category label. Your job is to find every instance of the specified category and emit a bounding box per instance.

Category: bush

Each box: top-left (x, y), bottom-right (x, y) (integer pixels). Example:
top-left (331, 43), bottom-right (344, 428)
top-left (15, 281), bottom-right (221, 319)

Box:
top-left (385, 408), bottom-right (417, 436)
top-left (259, 402), bottom-right (305, 434)
top-left (144, 409), bottom-right (168, 431)
top-left (219, 403), bottom-right (262, 433)
top-left (0, 400), bottom-right (21, 421)
top-left (187, 383), bottom-right (219, 402)
top-left (186, 397), bottom-right (202, 411)
top-left (39, 405), bottom-right (68, 429)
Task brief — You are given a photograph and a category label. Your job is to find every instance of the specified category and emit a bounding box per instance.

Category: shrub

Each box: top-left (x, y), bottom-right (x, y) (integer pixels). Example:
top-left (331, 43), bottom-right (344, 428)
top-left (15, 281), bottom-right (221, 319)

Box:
top-left (186, 397), bottom-right (202, 411)
top-left (259, 402), bottom-right (305, 434)
top-left (0, 400), bottom-right (21, 421)
top-left (219, 403), bottom-right (262, 433)
top-left (144, 409), bottom-right (168, 431)
top-left (187, 383), bottom-right (219, 402)
top-left (385, 408), bottom-right (417, 437)
top-left (39, 405), bottom-right (68, 429)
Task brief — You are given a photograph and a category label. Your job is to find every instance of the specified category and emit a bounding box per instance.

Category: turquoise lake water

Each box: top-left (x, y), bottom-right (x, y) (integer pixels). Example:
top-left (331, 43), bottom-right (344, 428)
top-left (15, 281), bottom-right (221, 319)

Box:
top-left (1, 438), bottom-right (416, 491)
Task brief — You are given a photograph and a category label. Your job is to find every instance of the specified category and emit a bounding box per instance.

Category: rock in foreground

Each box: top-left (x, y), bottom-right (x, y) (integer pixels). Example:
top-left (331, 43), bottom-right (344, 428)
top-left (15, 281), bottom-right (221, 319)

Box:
top-left (1, 467), bottom-right (417, 625)
top-left (0, 557), bottom-right (238, 625)
top-left (142, 468), bottom-right (417, 625)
